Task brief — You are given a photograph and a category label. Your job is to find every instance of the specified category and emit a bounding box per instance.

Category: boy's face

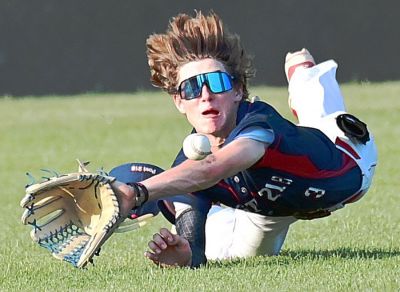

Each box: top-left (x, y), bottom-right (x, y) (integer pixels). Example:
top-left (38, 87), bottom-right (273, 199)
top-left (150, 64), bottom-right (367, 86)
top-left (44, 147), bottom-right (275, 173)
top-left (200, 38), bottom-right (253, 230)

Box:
top-left (173, 58), bottom-right (242, 139)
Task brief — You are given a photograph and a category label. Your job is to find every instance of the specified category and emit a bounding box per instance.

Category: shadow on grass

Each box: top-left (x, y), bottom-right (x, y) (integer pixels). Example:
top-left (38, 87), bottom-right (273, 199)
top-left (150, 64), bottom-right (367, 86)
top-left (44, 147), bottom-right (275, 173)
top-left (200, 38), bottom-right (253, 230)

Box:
top-left (282, 246), bottom-right (400, 260)
top-left (208, 247), bottom-right (400, 268)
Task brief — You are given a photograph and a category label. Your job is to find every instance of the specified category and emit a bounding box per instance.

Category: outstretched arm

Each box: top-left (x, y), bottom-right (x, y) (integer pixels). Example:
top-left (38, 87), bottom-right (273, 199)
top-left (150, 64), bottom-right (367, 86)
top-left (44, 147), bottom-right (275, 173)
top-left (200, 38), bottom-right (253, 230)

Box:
top-left (144, 138), bottom-right (265, 197)
top-left (115, 138), bottom-right (265, 218)
top-left (152, 138), bottom-right (262, 196)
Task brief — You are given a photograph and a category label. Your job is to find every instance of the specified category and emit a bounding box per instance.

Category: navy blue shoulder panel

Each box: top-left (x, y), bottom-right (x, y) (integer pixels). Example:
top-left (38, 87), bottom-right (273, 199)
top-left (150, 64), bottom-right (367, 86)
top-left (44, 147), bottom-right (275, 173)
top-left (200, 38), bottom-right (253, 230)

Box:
top-left (225, 101), bottom-right (277, 144)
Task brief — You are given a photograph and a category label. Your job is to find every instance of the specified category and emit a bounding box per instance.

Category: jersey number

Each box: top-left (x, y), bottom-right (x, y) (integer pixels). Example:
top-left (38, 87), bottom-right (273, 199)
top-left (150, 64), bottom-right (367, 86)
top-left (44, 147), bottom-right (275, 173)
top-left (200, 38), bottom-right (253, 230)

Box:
top-left (305, 187), bottom-right (326, 198)
top-left (258, 183), bottom-right (286, 201)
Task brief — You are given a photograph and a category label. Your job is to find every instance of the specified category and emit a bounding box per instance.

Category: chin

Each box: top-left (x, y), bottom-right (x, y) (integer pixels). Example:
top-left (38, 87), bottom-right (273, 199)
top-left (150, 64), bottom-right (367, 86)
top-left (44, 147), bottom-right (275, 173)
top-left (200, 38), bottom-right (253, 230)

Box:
top-left (195, 124), bottom-right (215, 134)
top-left (197, 129), bottom-right (214, 135)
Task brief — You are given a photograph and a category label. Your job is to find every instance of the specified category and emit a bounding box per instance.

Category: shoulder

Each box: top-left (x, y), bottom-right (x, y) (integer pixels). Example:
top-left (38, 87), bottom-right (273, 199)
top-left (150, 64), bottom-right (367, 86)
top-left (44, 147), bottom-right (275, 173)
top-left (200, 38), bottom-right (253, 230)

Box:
top-left (226, 101), bottom-right (279, 144)
top-left (237, 100), bottom-right (277, 117)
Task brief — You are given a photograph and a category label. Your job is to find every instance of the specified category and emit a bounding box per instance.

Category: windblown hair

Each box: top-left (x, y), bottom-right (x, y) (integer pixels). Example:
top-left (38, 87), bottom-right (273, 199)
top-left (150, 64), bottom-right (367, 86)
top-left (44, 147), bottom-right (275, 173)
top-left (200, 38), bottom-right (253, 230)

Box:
top-left (146, 11), bottom-right (255, 99)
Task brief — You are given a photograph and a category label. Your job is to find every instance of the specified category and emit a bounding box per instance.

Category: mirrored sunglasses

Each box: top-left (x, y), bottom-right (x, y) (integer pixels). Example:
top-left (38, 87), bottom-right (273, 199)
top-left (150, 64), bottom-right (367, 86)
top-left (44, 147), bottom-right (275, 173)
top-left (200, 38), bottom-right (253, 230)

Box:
top-left (178, 71), bottom-right (234, 100)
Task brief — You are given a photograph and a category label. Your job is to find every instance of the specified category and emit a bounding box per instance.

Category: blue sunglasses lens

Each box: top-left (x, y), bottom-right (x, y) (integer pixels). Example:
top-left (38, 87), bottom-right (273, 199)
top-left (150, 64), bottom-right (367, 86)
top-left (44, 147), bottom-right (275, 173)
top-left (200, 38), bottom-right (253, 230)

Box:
top-left (181, 77), bottom-right (202, 100)
top-left (179, 71), bottom-right (233, 100)
top-left (207, 72), bottom-right (232, 93)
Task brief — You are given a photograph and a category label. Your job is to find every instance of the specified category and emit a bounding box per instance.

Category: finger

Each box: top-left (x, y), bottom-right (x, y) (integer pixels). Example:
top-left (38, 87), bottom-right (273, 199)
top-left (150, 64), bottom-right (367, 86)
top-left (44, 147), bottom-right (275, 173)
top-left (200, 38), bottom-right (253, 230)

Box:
top-left (144, 251), bottom-right (159, 264)
top-left (148, 240), bottom-right (164, 254)
top-left (159, 228), bottom-right (188, 248)
top-left (152, 233), bottom-right (169, 249)
top-left (159, 228), bottom-right (174, 244)
top-left (171, 233), bottom-right (189, 248)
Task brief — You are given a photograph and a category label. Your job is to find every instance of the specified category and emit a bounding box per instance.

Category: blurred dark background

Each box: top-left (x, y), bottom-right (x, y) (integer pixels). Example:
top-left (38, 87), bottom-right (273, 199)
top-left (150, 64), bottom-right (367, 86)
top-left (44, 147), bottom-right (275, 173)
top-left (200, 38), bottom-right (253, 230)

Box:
top-left (0, 0), bottom-right (399, 96)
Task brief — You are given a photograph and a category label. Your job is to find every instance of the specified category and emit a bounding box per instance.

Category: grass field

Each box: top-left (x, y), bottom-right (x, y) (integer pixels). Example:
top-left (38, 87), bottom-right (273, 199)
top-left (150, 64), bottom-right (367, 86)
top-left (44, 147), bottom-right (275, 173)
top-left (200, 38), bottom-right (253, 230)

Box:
top-left (1, 82), bottom-right (399, 291)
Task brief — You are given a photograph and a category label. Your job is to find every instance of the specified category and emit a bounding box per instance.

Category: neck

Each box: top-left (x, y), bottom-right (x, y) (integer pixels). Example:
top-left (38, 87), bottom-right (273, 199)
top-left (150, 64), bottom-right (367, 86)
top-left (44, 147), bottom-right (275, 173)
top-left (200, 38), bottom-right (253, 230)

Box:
top-left (204, 135), bottom-right (225, 153)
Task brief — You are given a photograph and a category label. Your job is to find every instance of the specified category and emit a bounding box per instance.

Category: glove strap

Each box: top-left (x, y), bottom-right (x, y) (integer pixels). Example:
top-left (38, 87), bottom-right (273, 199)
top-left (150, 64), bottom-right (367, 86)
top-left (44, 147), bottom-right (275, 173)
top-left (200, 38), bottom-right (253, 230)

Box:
top-left (131, 182), bottom-right (149, 207)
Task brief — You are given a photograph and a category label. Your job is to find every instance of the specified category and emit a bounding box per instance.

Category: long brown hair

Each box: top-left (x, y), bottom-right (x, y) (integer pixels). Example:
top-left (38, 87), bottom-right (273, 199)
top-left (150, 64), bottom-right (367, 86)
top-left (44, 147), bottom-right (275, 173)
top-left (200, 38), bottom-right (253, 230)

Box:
top-left (146, 11), bottom-right (255, 99)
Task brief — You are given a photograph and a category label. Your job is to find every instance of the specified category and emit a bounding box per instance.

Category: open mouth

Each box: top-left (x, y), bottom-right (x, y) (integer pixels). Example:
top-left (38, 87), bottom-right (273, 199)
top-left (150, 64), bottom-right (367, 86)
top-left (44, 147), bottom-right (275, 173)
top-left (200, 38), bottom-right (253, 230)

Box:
top-left (202, 109), bottom-right (220, 116)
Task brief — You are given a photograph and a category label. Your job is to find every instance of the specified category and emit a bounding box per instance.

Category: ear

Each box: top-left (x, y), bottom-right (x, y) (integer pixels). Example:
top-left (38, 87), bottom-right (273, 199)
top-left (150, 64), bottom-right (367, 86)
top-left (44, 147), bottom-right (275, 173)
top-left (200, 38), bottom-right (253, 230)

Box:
top-left (172, 94), bottom-right (186, 114)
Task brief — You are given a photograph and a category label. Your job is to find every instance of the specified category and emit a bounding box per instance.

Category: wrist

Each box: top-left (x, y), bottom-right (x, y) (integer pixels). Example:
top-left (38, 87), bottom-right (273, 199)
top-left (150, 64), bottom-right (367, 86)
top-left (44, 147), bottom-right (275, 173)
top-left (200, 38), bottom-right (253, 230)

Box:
top-left (130, 182), bottom-right (149, 207)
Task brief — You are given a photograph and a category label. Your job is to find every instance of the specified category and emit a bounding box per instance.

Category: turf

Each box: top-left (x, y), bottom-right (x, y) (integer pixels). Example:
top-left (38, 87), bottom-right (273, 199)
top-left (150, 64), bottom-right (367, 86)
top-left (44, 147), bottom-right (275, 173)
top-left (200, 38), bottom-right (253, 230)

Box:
top-left (1, 82), bottom-right (399, 291)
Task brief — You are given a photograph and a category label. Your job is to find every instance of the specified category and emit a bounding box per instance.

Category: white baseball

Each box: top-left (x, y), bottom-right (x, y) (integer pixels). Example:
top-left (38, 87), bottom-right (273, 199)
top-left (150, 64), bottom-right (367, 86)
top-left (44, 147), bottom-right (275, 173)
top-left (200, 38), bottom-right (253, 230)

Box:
top-left (183, 133), bottom-right (212, 160)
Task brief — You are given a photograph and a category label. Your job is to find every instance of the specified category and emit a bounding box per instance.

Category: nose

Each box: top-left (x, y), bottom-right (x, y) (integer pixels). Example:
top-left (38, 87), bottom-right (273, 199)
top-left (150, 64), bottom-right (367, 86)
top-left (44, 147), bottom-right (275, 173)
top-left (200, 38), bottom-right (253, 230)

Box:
top-left (199, 84), bottom-right (213, 101)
